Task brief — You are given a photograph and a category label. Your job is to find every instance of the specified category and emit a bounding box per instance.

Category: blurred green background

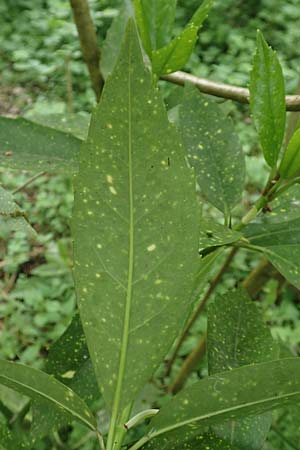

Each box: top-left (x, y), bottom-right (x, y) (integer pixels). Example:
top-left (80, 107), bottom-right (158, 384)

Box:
top-left (0, 0), bottom-right (300, 448)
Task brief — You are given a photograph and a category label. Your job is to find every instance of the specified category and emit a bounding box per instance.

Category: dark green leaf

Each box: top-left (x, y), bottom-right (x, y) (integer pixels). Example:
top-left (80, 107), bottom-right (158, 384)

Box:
top-left (0, 361), bottom-right (96, 432)
top-left (72, 20), bottom-right (200, 414)
top-left (143, 358), bottom-right (300, 449)
top-left (207, 289), bottom-right (279, 450)
top-left (178, 85), bottom-right (245, 214)
top-left (0, 185), bottom-right (36, 238)
top-left (250, 31), bottom-right (286, 167)
top-left (102, 0), bottom-right (134, 79)
top-left (262, 184), bottom-right (300, 223)
top-left (244, 218), bottom-right (300, 289)
top-left (0, 117), bottom-right (80, 172)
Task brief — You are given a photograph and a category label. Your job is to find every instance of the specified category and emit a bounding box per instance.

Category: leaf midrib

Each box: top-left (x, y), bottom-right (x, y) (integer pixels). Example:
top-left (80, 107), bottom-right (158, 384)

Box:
top-left (108, 29), bottom-right (135, 443)
top-left (149, 389), bottom-right (300, 442)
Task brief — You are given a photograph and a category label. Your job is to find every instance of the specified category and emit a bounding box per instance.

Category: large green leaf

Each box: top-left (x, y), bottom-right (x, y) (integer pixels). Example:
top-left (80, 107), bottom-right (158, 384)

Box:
top-left (249, 31), bottom-right (286, 168)
top-left (72, 19), bottom-right (200, 417)
top-left (244, 218), bottom-right (300, 289)
top-left (134, 0), bottom-right (177, 51)
top-left (142, 358), bottom-right (300, 449)
top-left (102, 0), bottom-right (134, 79)
top-left (0, 361), bottom-right (96, 432)
top-left (262, 184), bottom-right (300, 223)
top-left (0, 185), bottom-right (36, 238)
top-left (0, 117), bottom-right (80, 172)
top-left (178, 84), bottom-right (245, 214)
top-left (207, 289), bottom-right (279, 450)
top-left (151, 0), bottom-right (214, 75)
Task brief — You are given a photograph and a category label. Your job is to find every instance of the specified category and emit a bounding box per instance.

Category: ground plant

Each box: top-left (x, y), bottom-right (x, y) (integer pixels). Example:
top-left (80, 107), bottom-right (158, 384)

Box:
top-left (1, 1), bottom-right (300, 450)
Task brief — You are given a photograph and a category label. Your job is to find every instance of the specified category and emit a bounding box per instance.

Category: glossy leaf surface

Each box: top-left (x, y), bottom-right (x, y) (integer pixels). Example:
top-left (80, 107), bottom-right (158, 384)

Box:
top-left (279, 128), bottom-right (300, 179)
top-left (244, 218), bottom-right (300, 288)
top-left (72, 20), bottom-right (199, 415)
top-left (178, 85), bottom-right (245, 213)
top-left (0, 361), bottom-right (96, 431)
top-left (250, 31), bottom-right (286, 167)
top-left (0, 117), bottom-right (80, 172)
top-left (143, 358), bottom-right (300, 449)
top-left (207, 289), bottom-right (279, 450)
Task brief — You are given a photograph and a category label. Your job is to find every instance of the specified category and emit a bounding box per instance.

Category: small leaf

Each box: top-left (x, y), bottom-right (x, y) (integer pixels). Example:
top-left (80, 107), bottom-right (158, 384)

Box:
top-left (178, 84), bottom-right (245, 213)
top-left (207, 289), bottom-right (279, 450)
top-left (102, 0), bottom-right (134, 79)
top-left (143, 358), bottom-right (300, 449)
top-left (279, 129), bottom-right (300, 179)
top-left (0, 185), bottom-right (36, 238)
top-left (151, 0), bottom-right (214, 76)
top-left (0, 117), bottom-right (80, 172)
top-left (151, 25), bottom-right (198, 76)
top-left (250, 31), bottom-right (286, 167)
top-left (244, 218), bottom-right (300, 289)
top-left (199, 218), bottom-right (242, 253)
top-left (0, 360), bottom-right (96, 432)
top-left (72, 19), bottom-right (200, 415)
top-left (134, 0), bottom-right (177, 51)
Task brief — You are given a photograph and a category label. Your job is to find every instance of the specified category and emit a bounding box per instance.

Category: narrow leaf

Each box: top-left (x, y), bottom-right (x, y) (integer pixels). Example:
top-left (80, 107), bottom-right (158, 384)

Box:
top-left (0, 185), bottom-right (36, 238)
top-left (250, 31), bottom-right (286, 167)
top-left (102, 0), bottom-right (134, 79)
top-left (207, 289), bottom-right (279, 450)
top-left (135, 0), bottom-right (177, 51)
top-left (72, 20), bottom-right (200, 415)
top-left (244, 218), bottom-right (300, 289)
top-left (279, 128), bottom-right (300, 179)
top-left (0, 361), bottom-right (96, 431)
top-left (178, 84), bottom-right (245, 213)
top-left (151, 0), bottom-right (214, 76)
top-left (143, 358), bottom-right (300, 449)
top-left (151, 25), bottom-right (198, 76)
top-left (0, 117), bottom-right (80, 172)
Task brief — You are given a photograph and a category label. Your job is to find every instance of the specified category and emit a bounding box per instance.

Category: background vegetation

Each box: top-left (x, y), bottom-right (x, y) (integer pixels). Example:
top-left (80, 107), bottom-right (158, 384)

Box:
top-left (0, 1), bottom-right (300, 448)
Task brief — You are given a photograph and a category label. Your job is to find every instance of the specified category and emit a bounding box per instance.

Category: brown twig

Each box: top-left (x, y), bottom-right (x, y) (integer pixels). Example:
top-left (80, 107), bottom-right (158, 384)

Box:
top-left (12, 171), bottom-right (47, 194)
top-left (162, 71), bottom-right (300, 111)
top-left (69, 0), bottom-right (104, 100)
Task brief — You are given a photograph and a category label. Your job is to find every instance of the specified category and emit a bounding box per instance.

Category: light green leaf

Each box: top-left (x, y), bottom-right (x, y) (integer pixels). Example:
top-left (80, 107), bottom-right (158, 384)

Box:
top-left (151, 25), bottom-right (198, 75)
top-left (0, 185), bottom-right (36, 238)
top-left (244, 218), bottom-right (300, 289)
top-left (72, 19), bottom-right (199, 417)
top-left (207, 289), bottom-right (279, 450)
top-left (0, 361), bottom-right (96, 432)
top-left (151, 0), bottom-right (214, 76)
top-left (199, 218), bottom-right (242, 253)
top-left (134, 0), bottom-right (177, 51)
top-left (279, 128), bottom-right (300, 179)
top-left (250, 31), bottom-right (286, 167)
top-left (262, 184), bottom-right (300, 223)
top-left (178, 84), bottom-right (245, 214)
top-left (102, 0), bottom-right (134, 79)
top-left (26, 113), bottom-right (90, 140)
top-left (0, 117), bottom-right (80, 172)
top-left (142, 358), bottom-right (300, 449)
